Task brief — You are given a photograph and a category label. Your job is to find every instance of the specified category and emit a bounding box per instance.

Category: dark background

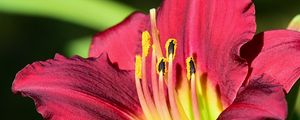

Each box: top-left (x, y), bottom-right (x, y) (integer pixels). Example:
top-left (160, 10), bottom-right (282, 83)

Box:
top-left (1, 0), bottom-right (299, 119)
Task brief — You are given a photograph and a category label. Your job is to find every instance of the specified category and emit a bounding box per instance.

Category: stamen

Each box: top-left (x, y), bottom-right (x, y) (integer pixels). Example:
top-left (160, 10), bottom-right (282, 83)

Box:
top-left (166, 39), bottom-right (188, 120)
top-left (135, 55), bottom-right (142, 79)
top-left (165, 38), bottom-right (177, 61)
top-left (135, 8), bottom-right (225, 120)
top-left (151, 45), bottom-right (164, 119)
top-left (186, 57), bottom-right (196, 81)
top-left (156, 57), bottom-right (167, 74)
top-left (157, 58), bottom-right (172, 120)
top-left (135, 55), bottom-right (153, 120)
top-left (141, 31), bottom-right (160, 119)
top-left (150, 8), bottom-right (163, 58)
top-left (167, 45), bottom-right (180, 120)
top-left (142, 31), bottom-right (151, 57)
top-left (186, 57), bottom-right (201, 120)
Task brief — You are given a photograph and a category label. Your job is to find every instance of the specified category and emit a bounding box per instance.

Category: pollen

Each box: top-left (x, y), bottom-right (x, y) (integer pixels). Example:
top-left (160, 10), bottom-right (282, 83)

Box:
top-left (186, 57), bottom-right (196, 80)
top-left (165, 38), bottom-right (177, 61)
top-left (142, 31), bottom-right (151, 57)
top-left (135, 55), bottom-right (142, 79)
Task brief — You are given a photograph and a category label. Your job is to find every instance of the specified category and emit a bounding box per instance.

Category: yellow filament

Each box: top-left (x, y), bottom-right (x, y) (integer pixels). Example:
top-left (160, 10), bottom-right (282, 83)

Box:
top-left (142, 31), bottom-right (151, 57)
top-left (191, 74), bottom-right (201, 120)
top-left (177, 80), bottom-right (193, 120)
top-left (165, 38), bottom-right (177, 61)
top-left (150, 8), bottom-right (163, 58)
top-left (199, 77), bottom-right (223, 120)
top-left (174, 92), bottom-right (190, 120)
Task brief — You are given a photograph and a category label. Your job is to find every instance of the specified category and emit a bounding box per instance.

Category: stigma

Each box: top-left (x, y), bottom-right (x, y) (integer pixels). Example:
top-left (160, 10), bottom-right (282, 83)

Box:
top-left (134, 8), bottom-right (222, 120)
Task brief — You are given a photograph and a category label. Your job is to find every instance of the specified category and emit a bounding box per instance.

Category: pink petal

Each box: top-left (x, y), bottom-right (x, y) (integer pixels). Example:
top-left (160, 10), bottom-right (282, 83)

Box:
top-left (218, 75), bottom-right (287, 120)
top-left (241, 30), bottom-right (300, 93)
top-left (12, 54), bottom-right (143, 120)
top-left (157, 0), bottom-right (256, 106)
top-left (89, 12), bottom-right (148, 70)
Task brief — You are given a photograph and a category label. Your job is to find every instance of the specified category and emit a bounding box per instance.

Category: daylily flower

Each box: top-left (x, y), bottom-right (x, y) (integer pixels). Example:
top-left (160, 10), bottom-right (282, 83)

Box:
top-left (12, 0), bottom-right (300, 120)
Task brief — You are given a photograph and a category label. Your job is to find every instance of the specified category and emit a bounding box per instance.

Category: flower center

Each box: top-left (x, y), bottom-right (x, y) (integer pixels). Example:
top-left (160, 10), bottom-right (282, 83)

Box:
top-left (134, 9), bottom-right (223, 120)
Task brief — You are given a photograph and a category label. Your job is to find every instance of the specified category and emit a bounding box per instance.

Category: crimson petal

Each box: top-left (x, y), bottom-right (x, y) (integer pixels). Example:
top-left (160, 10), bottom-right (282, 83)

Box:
top-left (218, 75), bottom-right (287, 120)
top-left (241, 30), bottom-right (300, 92)
top-left (89, 12), bottom-right (148, 70)
top-left (157, 0), bottom-right (256, 106)
top-left (12, 54), bottom-right (142, 120)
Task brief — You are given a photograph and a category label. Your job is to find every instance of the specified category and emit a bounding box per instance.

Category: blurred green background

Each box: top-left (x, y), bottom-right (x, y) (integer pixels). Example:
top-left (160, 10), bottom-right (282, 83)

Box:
top-left (0, 0), bottom-right (299, 119)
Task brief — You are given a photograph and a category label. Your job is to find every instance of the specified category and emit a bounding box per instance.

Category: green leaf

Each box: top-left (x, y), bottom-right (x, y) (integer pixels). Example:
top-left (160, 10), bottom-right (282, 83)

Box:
top-left (0, 0), bottom-right (136, 30)
top-left (65, 36), bottom-right (91, 58)
top-left (295, 90), bottom-right (300, 119)
top-left (288, 15), bottom-right (300, 31)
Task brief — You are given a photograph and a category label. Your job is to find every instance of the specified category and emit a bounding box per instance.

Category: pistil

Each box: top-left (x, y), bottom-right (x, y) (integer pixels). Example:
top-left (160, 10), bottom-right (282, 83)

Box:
top-left (149, 8), bottom-right (163, 58)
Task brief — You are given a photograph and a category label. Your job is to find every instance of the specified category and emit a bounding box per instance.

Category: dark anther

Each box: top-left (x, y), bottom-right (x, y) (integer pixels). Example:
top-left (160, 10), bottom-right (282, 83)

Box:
top-left (189, 60), bottom-right (195, 74)
top-left (168, 40), bottom-right (175, 56)
top-left (158, 59), bottom-right (166, 73)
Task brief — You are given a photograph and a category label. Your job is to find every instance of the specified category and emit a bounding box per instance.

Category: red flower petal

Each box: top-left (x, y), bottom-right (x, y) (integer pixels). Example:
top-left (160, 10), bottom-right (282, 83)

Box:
top-left (241, 30), bottom-right (300, 93)
top-left (157, 0), bottom-right (256, 106)
top-left (89, 12), bottom-right (148, 70)
top-left (218, 75), bottom-right (287, 120)
top-left (12, 54), bottom-right (143, 120)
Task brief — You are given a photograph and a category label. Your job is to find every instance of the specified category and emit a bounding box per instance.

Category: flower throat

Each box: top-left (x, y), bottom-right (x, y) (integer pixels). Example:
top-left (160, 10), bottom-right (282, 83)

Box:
top-left (134, 9), bottom-right (223, 120)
